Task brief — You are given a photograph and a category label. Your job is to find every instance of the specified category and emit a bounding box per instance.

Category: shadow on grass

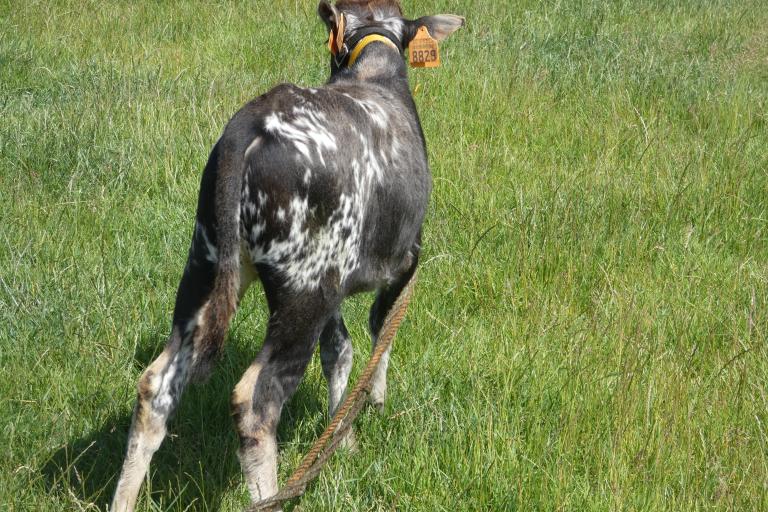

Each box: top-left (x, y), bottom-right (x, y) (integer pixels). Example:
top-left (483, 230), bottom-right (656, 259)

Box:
top-left (40, 330), bottom-right (326, 511)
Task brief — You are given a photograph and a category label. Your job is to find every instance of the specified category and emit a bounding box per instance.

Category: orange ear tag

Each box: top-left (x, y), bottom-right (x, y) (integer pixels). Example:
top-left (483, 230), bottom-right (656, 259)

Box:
top-left (328, 14), bottom-right (346, 55)
top-left (409, 26), bottom-right (440, 68)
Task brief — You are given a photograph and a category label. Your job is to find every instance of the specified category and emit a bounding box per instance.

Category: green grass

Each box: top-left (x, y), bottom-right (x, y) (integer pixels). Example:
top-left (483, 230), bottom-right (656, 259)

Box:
top-left (1, 0), bottom-right (767, 510)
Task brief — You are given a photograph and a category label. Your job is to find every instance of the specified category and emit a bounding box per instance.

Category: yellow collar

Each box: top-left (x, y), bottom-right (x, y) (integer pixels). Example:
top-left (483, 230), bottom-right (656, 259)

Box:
top-left (347, 34), bottom-right (400, 67)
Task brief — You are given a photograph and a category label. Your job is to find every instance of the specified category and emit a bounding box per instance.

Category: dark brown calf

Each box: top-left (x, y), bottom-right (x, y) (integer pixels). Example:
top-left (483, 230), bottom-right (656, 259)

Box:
top-left (111, 2), bottom-right (463, 510)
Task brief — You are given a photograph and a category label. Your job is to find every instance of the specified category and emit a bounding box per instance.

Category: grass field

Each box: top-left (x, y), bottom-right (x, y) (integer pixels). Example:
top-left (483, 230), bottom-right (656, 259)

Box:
top-left (2, 0), bottom-right (767, 510)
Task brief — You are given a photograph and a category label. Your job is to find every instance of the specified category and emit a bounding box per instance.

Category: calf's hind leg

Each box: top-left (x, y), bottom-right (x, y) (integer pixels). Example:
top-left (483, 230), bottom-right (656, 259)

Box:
top-left (232, 289), bottom-right (336, 503)
top-left (111, 231), bottom-right (239, 512)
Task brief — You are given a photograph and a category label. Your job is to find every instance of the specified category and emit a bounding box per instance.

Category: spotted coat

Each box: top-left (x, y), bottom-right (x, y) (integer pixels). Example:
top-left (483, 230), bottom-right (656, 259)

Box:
top-left (110, 2), bottom-right (464, 510)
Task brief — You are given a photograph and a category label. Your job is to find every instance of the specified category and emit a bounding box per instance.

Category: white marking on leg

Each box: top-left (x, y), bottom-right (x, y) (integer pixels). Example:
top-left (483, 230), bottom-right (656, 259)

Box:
top-left (233, 358), bottom-right (280, 503)
top-left (370, 341), bottom-right (392, 411)
top-left (194, 223), bottom-right (218, 264)
top-left (328, 341), bottom-right (353, 415)
top-left (240, 433), bottom-right (278, 502)
top-left (153, 344), bottom-right (191, 412)
top-left (112, 331), bottom-right (186, 512)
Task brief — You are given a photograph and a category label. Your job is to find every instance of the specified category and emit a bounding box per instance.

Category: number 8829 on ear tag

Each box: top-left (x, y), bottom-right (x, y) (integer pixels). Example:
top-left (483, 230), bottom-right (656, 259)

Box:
top-left (409, 26), bottom-right (440, 68)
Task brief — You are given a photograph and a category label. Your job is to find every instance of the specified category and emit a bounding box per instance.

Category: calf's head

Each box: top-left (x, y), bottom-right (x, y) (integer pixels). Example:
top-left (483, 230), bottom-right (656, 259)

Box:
top-left (318, 0), bottom-right (464, 73)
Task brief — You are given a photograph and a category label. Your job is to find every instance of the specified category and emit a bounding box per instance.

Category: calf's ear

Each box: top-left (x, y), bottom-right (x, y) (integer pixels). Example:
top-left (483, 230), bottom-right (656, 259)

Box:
top-left (404, 14), bottom-right (465, 45)
top-left (318, 1), bottom-right (341, 30)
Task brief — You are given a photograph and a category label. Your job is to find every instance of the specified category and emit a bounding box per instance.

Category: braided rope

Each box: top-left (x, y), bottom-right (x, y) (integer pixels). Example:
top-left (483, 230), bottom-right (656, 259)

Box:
top-left (247, 271), bottom-right (418, 511)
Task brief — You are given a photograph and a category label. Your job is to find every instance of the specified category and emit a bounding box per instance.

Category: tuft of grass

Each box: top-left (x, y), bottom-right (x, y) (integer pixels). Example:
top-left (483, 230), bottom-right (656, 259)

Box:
top-left (1, 1), bottom-right (766, 510)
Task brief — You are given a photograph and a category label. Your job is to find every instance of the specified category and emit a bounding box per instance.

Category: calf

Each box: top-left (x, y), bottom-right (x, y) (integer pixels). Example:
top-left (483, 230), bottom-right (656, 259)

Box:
top-left (111, 1), bottom-right (463, 510)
